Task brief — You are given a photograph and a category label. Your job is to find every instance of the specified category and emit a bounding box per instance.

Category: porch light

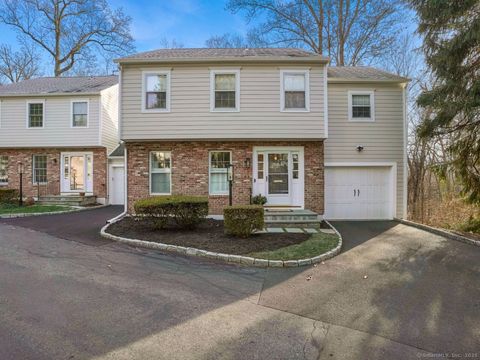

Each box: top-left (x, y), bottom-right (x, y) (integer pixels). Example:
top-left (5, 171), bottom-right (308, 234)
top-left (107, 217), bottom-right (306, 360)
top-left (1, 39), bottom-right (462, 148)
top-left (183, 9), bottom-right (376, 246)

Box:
top-left (17, 162), bottom-right (24, 207)
top-left (226, 163), bottom-right (234, 206)
top-left (244, 158), bottom-right (251, 168)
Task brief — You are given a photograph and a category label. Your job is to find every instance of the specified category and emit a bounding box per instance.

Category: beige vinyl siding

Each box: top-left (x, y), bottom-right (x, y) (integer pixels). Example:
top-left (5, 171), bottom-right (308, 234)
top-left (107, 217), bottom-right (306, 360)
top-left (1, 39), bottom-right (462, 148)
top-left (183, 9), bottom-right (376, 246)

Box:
top-left (0, 95), bottom-right (100, 148)
top-left (325, 82), bottom-right (406, 217)
top-left (100, 84), bottom-right (119, 153)
top-left (120, 63), bottom-right (326, 140)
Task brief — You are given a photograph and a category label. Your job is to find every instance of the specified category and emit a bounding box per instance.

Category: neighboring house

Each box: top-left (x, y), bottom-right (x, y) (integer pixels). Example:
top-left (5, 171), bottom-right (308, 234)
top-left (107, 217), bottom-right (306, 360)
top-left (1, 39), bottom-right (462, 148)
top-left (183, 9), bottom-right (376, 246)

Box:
top-left (115, 48), bottom-right (408, 220)
top-left (0, 76), bottom-right (119, 204)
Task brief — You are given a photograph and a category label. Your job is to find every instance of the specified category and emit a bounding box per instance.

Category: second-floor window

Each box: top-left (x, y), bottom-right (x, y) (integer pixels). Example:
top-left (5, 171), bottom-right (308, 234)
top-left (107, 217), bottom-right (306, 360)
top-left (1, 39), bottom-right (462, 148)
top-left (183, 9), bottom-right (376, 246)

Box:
top-left (143, 71), bottom-right (170, 112)
top-left (33, 155), bottom-right (47, 184)
top-left (0, 156), bottom-right (8, 185)
top-left (281, 70), bottom-right (310, 111)
top-left (211, 70), bottom-right (240, 111)
top-left (28, 101), bottom-right (44, 128)
top-left (72, 101), bottom-right (88, 127)
top-left (348, 91), bottom-right (375, 122)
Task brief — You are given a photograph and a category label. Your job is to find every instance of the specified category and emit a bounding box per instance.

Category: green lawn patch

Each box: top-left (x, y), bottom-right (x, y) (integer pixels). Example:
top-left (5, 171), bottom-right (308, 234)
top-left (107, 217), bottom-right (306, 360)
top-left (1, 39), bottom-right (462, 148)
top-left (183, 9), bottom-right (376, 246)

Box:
top-left (249, 232), bottom-right (339, 260)
top-left (0, 204), bottom-right (74, 215)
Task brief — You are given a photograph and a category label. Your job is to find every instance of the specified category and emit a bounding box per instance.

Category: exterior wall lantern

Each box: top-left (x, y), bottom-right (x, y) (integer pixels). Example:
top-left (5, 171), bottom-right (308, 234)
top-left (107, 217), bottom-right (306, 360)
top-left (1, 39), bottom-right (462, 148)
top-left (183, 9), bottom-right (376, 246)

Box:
top-left (356, 145), bottom-right (364, 152)
top-left (244, 157), bottom-right (251, 168)
top-left (17, 161), bottom-right (24, 206)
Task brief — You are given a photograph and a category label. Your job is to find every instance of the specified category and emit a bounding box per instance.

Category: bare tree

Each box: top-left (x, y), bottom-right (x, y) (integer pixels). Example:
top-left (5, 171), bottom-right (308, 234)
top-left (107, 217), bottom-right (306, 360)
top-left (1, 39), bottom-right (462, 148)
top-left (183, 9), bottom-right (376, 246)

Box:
top-left (226, 0), bottom-right (405, 65)
top-left (205, 32), bottom-right (267, 48)
top-left (0, 0), bottom-right (134, 77)
top-left (158, 38), bottom-right (185, 49)
top-left (0, 44), bottom-right (41, 83)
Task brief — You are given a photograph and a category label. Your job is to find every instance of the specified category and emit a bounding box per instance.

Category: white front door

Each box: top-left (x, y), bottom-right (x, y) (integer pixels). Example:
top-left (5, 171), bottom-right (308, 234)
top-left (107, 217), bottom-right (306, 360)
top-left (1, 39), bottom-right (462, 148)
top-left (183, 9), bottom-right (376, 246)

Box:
top-left (110, 166), bottom-right (125, 205)
top-left (253, 148), bottom-right (304, 207)
top-left (61, 152), bottom-right (93, 193)
top-left (325, 166), bottom-right (394, 220)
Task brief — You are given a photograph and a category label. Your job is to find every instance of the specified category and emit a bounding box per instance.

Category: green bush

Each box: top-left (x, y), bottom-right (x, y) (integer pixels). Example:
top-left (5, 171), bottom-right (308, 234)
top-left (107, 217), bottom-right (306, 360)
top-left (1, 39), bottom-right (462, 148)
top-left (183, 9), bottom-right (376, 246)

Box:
top-left (457, 216), bottom-right (480, 234)
top-left (224, 205), bottom-right (265, 238)
top-left (251, 194), bottom-right (267, 206)
top-left (134, 195), bottom-right (208, 229)
top-left (0, 189), bottom-right (19, 204)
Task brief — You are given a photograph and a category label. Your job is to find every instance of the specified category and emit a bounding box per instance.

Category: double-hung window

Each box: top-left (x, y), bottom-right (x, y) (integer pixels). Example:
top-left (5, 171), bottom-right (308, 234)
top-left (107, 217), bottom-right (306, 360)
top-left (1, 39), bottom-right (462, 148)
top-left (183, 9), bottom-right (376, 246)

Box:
top-left (0, 156), bottom-right (8, 185)
top-left (210, 70), bottom-right (240, 111)
top-left (27, 101), bottom-right (44, 128)
top-left (348, 91), bottom-right (375, 122)
top-left (143, 71), bottom-right (170, 112)
top-left (150, 151), bottom-right (171, 194)
top-left (209, 151), bottom-right (231, 195)
top-left (72, 101), bottom-right (88, 127)
top-left (281, 70), bottom-right (310, 111)
top-left (33, 155), bottom-right (47, 184)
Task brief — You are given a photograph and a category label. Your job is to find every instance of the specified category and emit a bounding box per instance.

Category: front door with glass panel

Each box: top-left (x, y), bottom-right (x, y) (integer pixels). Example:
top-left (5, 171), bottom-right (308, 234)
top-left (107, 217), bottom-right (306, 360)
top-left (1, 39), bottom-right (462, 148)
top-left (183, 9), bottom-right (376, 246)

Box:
top-left (61, 153), bottom-right (93, 193)
top-left (253, 148), bottom-right (304, 207)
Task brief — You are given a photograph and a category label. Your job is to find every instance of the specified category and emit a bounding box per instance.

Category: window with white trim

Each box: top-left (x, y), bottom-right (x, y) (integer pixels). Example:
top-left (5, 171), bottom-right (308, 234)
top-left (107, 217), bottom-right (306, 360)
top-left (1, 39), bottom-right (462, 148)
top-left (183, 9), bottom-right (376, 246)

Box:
top-left (209, 151), bottom-right (231, 195)
top-left (33, 155), bottom-right (47, 184)
top-left (348, 91), bottom-right (375, 122)
top-left (0, 156), bottom-right (8, 185)
top-left (150, 151), bottom-right (171, 194)
top-left (143, 72), bottom-right (170, 111)
top-left (210, 70), bottom-right (240, 111)
top-left (72, 101), bottom-right (88, 127)
top-left (28, 102), bottom-right (44, 127)
top-left (281, 70), bottom-right (310, 111)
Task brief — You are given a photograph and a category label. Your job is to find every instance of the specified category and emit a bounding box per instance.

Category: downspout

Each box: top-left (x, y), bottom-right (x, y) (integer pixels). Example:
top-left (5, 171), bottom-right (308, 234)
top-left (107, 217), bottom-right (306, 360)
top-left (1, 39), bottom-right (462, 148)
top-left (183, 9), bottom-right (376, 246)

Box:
top-left (107, 64), bottom-right (127, 223)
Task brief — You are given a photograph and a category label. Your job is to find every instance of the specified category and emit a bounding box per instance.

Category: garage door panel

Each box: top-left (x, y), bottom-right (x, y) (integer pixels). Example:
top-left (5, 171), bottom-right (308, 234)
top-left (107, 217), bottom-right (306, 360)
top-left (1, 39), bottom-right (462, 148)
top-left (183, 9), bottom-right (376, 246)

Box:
top-left (325, 166), bottom-right (393, 220)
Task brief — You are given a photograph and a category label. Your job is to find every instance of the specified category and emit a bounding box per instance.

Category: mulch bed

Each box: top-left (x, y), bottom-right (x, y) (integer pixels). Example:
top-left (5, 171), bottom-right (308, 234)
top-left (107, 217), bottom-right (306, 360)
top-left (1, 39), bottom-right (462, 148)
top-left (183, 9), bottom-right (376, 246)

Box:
top-left (107, 217), bottom-right (310, 255)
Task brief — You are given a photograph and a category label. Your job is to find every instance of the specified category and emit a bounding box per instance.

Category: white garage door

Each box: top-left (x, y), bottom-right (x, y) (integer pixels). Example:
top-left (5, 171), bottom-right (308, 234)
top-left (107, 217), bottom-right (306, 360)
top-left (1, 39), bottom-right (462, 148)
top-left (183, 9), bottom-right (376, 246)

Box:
top-left (110, 166), bottom-right (125, 205)
top-left (325, 166), bottom-right (394, 220)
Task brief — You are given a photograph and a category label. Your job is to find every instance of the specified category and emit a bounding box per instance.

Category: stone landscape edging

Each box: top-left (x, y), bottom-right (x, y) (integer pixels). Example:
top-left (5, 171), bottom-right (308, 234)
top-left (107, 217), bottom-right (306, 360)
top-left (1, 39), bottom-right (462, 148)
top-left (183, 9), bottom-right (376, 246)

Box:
top-left (100, 217), bottom-right (343, 268)
top-left (396, 218), bottom-right (480, 247)
top-left (0, 204), bottom-right (109, 219)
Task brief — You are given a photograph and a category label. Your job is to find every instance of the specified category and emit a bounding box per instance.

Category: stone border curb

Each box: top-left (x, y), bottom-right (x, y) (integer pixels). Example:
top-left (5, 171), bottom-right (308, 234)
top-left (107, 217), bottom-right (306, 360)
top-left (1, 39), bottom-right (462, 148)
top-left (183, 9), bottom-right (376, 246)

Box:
top-left (0, 204), bottom-right (109, 219)
top-left (396, 218), bottom-right (480, 247)
top-left (100, 217), bottom-right (343, 268)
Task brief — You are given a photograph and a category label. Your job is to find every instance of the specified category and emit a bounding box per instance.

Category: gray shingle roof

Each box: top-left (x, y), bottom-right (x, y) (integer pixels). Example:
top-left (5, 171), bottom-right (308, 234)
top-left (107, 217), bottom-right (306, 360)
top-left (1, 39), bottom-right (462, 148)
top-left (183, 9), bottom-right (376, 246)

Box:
top-left (116, 48), bottom-right (327, 63)
top-left (109, 143), bottom-right (125, 157)
top-left (328, 66), bottom-right (408, 82)
top-left (0, 75), bottom-right (118, 96)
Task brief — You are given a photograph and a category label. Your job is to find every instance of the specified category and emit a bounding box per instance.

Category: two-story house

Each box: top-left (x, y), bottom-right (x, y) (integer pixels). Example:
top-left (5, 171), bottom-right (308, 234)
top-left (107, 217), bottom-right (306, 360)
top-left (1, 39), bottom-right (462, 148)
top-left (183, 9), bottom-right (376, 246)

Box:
top-left (115, 48), bottom-right (407, 220)
top-left (0, 76), bottom-right (119, 204)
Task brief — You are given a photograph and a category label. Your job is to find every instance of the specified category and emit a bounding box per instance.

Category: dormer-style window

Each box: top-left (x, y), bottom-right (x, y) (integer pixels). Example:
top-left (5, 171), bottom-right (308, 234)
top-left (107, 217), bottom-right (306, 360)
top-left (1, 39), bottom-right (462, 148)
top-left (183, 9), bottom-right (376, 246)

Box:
top-left (348, 91), bottom-right (375, 122)
top-left (280, 70), bottom-right (310, 112)
top-left (27, 101), bottom-right (45, 128)
top-left (72, 100), bottom-right (88, 127)
top-left (142, 71), bottom-right (170, 112)
top-left (210, 69), bottom-right (240, 112)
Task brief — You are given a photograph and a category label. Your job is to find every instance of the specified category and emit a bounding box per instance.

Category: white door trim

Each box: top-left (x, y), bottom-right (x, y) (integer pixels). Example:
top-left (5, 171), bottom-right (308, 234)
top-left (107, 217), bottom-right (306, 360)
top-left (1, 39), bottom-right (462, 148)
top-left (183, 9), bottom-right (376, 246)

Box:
top-left (324, 162), bottom-right (397, 220)
top-left (253, 146), bottom-right (305, 208)
top-left (60, 152), bottom-right (94, 194)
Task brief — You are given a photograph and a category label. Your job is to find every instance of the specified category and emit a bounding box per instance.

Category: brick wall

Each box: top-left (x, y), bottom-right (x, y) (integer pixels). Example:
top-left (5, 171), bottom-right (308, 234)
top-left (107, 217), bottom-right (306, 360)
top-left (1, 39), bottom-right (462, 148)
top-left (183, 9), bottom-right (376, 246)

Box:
top-left (0, 148), bottom-right (107, 198)
top-left (126, 141), bottom-right (324, 215)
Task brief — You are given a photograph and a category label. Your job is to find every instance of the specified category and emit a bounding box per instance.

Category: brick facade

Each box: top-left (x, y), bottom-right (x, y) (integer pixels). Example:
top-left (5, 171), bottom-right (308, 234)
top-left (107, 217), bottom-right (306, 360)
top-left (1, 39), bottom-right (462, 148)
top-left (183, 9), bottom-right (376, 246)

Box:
top-left (126, 141), bottom-right (324, 215)
top-left (0, 148), bottom-right (108, 199)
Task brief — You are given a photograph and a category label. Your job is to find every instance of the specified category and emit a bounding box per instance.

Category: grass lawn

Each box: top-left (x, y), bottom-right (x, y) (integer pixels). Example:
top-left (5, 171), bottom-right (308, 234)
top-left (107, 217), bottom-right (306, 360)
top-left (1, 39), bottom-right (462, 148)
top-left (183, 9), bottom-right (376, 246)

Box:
top-left (249, 232), bottom-right (339, 260)
top-left (0, 204), bottom-right (74, 215)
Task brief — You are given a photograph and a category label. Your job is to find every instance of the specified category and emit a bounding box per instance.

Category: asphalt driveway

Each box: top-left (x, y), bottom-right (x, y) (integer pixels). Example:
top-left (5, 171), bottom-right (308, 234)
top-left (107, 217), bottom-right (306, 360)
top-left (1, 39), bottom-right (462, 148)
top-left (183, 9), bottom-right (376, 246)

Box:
top-left (0, 210), bottom-right (478, 359)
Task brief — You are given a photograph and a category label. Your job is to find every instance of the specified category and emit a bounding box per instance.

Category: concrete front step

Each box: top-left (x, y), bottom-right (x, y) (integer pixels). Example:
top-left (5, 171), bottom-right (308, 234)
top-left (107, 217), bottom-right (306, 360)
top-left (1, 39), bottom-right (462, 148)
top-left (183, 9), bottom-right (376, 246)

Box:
top-left (264, 209), bottom-right (320, 228)
top-left (37, 195), bottom-right (97, 206)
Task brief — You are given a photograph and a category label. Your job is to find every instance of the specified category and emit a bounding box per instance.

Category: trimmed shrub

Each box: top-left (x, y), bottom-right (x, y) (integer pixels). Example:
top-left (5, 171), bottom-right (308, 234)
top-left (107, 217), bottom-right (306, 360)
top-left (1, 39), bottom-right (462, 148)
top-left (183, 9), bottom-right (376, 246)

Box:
top-left (224, 205), bottom-right (265, 238)
top-left (0, 189), bottom-right (19, 205)
top-left (134, 195), bottom-right (208, 230)
top-left (251, 194), bottom-right (267, 206)
top-left (24, 197), bottom-right (35, 206)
